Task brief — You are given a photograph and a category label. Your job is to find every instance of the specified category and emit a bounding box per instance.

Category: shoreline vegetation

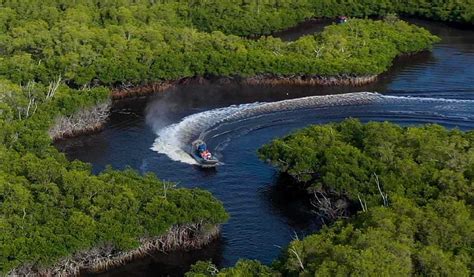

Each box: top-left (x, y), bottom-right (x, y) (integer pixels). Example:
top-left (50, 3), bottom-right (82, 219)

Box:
top-left (188, 120), bottom-right (473, 276)
top-left (242, 74), bottom-right (378, 87)
top-left (53, 73), bottom-right (378, 141)
top-left (48, 101), bottom-right (111, 141)
top-left (260, 120), bottom-right (473, 276)
top-left (51, 73), bottom-right (376, 141)
top-left (1, 0), bottom-right (472, 276)
top-left (46, 15), bottom-right (438, 140)
top-left (1, 80), bottom-right (228, 275)
top-left (0, 17), bottom-right (438, 88)
top-left (49, 15), bottom-right (436, 141)
top-left (111, 74), bottom-right (379, 100)
top-left (176, 0), bottom-right (473, 36)
top-left (9, 223), bottom-right (220, 276)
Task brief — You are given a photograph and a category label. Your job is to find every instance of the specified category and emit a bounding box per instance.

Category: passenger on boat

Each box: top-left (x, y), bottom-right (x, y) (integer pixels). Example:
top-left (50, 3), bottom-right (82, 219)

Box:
top-left (200, 150), bottom-right (211, 159)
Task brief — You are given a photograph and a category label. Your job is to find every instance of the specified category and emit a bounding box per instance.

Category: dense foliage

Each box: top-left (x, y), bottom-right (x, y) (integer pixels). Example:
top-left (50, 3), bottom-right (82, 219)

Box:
top-left (275, 196), bottom-right (472, 276)
top-left (256, 120), bottom-right (473, 275)
top-left (0, 80), bottom-right (228, 273)
top-left (2, 0), bottom-right (468, 37)
top-left (0, 0), bottom-right (439, 87)
top-left (189, 120), bottom-right (473, 276)
top-left (0, 0), bottom-right (465, 274)
top-left (182, 0), bottom-right (474, 36)
top-left (186, 259), bottom-right (276, 277)
top-left (259, 119), bottom-right (473, 206)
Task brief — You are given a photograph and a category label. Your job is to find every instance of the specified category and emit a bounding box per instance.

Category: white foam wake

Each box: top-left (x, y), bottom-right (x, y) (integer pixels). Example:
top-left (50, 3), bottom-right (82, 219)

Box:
top-left (150, 91), bottom-right (474, 164)
top-left (150, 103), bottom-right (260, 164)
top-left (150, 92), bottom-right (385, 164)
top-left (382, 94), bottom-right (474, 104)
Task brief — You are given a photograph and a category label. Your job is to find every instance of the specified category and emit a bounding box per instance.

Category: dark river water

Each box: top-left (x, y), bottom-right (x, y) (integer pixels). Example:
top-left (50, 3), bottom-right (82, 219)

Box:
top-left (56, 19), bottom-right (474, 276)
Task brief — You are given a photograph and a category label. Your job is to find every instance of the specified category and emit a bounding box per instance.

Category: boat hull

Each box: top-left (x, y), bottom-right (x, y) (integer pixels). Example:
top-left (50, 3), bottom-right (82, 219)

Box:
top-left (190, 152), bottom-right (219, 167)
top-left (190, 140), bottom-right (219, 167)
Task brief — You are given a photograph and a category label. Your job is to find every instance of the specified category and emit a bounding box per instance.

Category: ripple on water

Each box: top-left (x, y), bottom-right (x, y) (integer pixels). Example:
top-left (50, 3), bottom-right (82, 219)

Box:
top-left (150, 92), bottom-right (474, 165)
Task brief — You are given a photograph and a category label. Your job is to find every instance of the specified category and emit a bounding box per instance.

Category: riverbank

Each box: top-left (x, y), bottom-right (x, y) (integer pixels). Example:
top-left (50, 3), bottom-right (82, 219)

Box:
top-left (243, 74), bottom-right (377, 87)
top-left (49, 101), bottom-right (111, 141)
top-left (8, 223), bottom-right (220, 276)
top-left (110, 74), bottom-right (378, 100)
top-left (14, 17), bottom-right (444, 143)
top-left (51, 73), bottom-right (376, 140)
top-left (252, 120), bottom-right (474, 276)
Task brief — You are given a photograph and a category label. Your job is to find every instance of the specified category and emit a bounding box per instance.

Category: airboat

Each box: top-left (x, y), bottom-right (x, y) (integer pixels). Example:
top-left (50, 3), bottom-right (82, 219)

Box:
top-left (190, 140), bottom-right (219, 168)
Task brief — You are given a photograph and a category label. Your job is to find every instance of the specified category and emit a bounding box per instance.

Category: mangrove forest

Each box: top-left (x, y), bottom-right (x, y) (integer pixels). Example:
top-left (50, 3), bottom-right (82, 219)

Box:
top-left (0, 0), bottom-right (473, 276)
top-left (188, 120), bottom-right (473, 276)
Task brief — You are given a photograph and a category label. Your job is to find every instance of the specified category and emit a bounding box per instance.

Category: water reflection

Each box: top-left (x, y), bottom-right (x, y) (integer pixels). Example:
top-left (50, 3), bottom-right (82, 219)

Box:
top-left (85, 239), bottom-right (224, 277)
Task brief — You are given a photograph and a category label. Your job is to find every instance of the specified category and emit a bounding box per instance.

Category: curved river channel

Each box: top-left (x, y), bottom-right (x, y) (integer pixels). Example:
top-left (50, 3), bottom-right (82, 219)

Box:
top-left (55, 19), bottom-right (474, 276)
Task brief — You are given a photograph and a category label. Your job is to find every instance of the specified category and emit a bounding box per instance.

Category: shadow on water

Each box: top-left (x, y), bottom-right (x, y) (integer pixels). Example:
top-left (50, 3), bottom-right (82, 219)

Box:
top-left (87, 174), bottom-right (323, 277)
top-left (260, 173), bottom-right (324, 235)
top-left (192, 165), bottom-right (218, 177)
top-left (85, 239), bottom-right (225, 277)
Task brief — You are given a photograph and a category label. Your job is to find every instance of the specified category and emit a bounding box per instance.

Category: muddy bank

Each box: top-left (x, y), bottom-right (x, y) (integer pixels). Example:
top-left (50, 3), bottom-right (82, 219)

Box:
top-left (49, 101), bottom-right (111, 141)
top-left (110, 74), bottom-right (378, 100)
top-left (243, 74), bottom-right (377, 86)
top-left (111, 81), bottom-right (176, 100)
top-left (8, 223), bottom-right (220, 277)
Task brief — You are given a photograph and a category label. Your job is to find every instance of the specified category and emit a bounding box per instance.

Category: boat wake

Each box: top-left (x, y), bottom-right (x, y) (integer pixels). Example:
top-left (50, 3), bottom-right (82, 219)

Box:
top-left (150, 92), bottom-right (474, 165)
top-left (150, 103), bottom-right (260, 165)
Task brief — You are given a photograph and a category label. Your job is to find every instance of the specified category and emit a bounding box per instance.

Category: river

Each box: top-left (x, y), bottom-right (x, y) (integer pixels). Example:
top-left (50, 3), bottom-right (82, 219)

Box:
top-left (55, 19), bottom-right (474, 276)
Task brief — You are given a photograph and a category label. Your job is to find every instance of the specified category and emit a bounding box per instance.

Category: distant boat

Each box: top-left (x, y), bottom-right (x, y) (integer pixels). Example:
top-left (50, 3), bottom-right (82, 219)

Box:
top-left (190, 140), bottom-right (219, 167)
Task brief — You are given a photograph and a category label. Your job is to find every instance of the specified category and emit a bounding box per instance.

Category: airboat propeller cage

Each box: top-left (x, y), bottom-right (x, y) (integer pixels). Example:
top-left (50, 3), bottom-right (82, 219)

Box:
top-left (193, 140), bottom-right (207, 152)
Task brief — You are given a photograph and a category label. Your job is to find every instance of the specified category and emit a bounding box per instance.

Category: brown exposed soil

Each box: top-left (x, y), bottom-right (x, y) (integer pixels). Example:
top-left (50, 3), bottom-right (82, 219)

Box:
top-left (110, 74), bottom-right (378, 99)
